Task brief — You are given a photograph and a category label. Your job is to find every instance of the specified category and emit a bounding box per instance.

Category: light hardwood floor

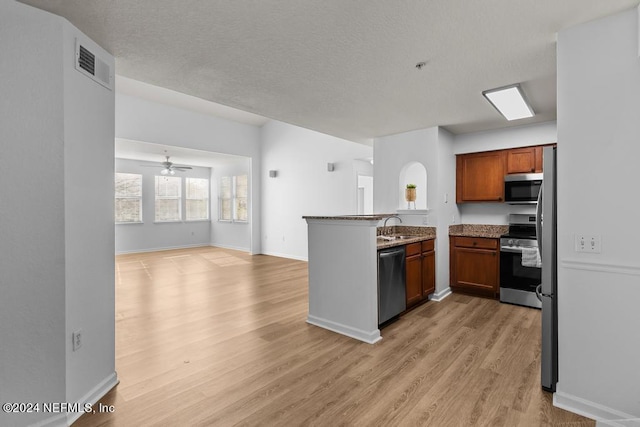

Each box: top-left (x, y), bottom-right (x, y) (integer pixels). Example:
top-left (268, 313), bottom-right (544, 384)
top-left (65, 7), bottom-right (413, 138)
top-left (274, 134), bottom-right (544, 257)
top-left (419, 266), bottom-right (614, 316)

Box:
top-left (74, 246), bottom-right (593, 426)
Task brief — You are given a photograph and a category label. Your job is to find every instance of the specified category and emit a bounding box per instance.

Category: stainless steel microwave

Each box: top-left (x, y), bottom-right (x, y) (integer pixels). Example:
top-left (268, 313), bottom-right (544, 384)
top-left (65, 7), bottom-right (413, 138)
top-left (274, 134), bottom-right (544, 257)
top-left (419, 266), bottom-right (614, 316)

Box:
top-left (504, 173), bottom-right (542, 204)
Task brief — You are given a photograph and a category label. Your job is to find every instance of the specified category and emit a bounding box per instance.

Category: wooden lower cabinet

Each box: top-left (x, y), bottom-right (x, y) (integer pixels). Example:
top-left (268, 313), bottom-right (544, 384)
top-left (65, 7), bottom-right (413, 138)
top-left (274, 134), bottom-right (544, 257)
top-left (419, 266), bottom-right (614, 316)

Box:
top-left (449, 236), bottom-right (499, 298)
top-left (406, 239), bottom-right (436, 309)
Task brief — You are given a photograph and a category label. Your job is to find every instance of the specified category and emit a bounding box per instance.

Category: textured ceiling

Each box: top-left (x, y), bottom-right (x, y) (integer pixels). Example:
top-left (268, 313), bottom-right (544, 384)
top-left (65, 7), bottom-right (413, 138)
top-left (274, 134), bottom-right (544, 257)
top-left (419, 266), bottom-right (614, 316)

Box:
top-left (20, 0), bottom-right (640, 143)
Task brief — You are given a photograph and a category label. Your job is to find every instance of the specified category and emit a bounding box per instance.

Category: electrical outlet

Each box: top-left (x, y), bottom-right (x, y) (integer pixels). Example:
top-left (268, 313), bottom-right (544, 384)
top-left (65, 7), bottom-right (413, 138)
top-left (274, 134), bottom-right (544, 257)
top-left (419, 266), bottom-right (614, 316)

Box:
top-left (72, 330), bottom-right (82, 351)
top-left (575, 235), bottom-right (601, 253)
top-left (422, 215), bottom-right (429, 225)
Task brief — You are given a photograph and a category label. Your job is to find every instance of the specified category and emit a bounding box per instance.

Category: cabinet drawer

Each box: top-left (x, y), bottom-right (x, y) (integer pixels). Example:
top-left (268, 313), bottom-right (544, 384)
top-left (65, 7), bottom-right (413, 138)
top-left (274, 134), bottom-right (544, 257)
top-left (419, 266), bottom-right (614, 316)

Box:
top-left (406, 242), bottom-right (422, 257)
top-left (454, 237), bottom-right (497, 250)
top-left (421, 239), bottom-right (434, 252)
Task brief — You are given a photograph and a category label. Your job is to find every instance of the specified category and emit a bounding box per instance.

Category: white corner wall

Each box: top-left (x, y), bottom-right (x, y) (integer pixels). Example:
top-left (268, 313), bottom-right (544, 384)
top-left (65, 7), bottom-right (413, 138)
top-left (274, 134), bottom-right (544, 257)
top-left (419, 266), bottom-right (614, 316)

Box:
top-left (63, 19), bottom-right (118, 420)
top-left (115, 93), bottom-right (262, 254)
top-left (260, 120), bottom-right (373, 260)
top-left (0, 3), bottom-right (66, 426)
top-left (373, 127), bottom-right (459, 296)
top-left (555, 7), bottom-right (640, 421)
top-left (1, 2), bottom-right (117, 426)
top-left (115, 159), bottom-right (213, 253)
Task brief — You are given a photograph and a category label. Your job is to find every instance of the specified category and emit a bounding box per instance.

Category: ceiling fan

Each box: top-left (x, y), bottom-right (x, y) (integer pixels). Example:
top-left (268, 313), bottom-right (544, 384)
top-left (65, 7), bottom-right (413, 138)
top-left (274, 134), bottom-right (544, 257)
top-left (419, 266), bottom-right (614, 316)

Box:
top-left (142, 155), bottom-right (192, 175)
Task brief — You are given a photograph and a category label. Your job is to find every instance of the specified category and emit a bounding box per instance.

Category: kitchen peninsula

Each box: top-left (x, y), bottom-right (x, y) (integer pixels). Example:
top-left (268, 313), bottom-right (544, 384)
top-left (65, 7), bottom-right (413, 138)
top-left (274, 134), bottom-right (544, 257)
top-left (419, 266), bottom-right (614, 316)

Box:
top-left (303, 214), bottom-right (435, 344)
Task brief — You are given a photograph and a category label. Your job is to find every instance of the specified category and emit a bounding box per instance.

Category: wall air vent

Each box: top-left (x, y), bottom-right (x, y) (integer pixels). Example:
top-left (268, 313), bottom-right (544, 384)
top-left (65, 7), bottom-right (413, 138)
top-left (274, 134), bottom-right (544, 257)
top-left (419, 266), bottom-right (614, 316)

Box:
top-left (74, 39), bottom-right (113, 91)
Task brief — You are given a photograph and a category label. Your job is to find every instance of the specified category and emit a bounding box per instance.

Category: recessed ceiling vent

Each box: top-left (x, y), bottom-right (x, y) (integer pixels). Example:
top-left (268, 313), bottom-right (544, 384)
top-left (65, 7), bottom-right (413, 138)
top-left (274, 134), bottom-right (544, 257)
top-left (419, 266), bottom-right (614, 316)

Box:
top-left (75, 38), bottom-right (113, 90)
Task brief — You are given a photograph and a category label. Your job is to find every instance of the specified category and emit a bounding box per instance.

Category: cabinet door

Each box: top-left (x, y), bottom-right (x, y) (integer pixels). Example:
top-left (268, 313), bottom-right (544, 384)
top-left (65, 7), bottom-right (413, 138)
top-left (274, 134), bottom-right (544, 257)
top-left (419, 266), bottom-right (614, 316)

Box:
top-left (506, 147), bottom-right (537, 174)
top-left (422, 250), bottom-right (435, 297)
top-left (456, 151), bottom-right (505, 202)
top-left (534, 146), bottom-right (543, 173)
top-left (454, 248), bottom-right (498, 292)
top-left (406, 254), bottom-right (422, 308)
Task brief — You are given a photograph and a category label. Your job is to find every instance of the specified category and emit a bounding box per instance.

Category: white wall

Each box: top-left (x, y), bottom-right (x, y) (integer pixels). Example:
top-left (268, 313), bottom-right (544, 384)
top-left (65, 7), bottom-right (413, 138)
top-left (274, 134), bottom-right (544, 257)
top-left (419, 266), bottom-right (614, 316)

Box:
top-left (1, 2), bottom-right (117, 425)
top-left (555, 7), bottom-right (640, 421)
top-left (63, 21), bottom-right (117, 417)
top-left (374, 127), bottom-right (459, 297)
top-left (260, 120), bottom-right (373, 260)
top-left (211, 158), bottom-right (252, 251)
top-left (115, 159), bottom-right (212, 253)
top-left (453, 121), bottom-right (557, 224)
top-left (115, 93), bottom-right (263, 254)
top-left (434, 128), bottom-right (459, 294)
top-left (374, 128), bottom-right (439, 216)
top-left (0, 3), bottom-right (66, 426)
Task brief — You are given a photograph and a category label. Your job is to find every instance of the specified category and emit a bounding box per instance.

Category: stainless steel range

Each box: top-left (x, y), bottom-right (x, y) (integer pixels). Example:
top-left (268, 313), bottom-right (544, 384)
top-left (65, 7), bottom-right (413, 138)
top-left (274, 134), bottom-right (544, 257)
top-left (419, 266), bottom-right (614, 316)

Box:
top-left (499, 214), bottom-right (542, 309)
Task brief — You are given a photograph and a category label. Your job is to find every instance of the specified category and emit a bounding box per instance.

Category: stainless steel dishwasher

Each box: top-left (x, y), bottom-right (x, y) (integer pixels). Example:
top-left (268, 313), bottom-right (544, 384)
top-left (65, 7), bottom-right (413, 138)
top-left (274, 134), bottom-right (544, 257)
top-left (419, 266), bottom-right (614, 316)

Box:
top-left (378, 246), bottom-right (406, 326)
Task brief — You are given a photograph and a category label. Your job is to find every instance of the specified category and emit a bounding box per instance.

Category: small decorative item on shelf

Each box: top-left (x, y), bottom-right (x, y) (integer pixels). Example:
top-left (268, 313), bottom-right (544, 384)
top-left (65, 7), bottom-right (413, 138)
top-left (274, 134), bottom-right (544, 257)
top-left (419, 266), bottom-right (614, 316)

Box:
top-left (405, 184), bottom-right (417, 209)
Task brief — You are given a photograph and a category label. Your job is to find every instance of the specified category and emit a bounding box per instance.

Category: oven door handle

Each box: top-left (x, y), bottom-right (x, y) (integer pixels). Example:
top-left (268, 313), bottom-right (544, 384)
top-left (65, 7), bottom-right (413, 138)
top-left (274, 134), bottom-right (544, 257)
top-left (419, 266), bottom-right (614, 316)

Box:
top-left (500, 247), bottom-right (527, 253)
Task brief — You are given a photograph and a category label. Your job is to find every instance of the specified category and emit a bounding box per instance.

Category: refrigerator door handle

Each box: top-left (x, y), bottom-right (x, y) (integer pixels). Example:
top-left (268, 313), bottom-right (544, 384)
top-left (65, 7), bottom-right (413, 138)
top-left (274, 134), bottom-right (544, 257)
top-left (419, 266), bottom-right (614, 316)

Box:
top-left (536, 184), bottom-right (543, 256)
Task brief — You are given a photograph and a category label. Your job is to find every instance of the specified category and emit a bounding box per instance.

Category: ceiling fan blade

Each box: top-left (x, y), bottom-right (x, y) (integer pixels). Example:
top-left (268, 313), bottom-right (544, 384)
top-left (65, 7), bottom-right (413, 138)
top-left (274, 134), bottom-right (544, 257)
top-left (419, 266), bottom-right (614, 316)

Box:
top-left (140, 165), bottom-right (162, 167)
top-left (173, 166), bottom-right (193, 170)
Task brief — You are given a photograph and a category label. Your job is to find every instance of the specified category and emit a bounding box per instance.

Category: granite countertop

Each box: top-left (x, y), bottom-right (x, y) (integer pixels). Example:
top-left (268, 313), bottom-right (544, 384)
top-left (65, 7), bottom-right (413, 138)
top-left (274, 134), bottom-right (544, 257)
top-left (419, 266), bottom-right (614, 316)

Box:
top-left (448, 224), bottom-right (508, 239)
top-left (303, 214), bottom-right (397, 221)
top-left (376, 225), bottom-right (436, 249)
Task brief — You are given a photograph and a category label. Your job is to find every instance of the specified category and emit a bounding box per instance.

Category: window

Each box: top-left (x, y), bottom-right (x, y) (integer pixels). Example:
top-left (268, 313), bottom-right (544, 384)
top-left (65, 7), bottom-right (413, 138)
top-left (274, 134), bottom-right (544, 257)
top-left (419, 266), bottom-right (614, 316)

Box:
top-left (219, 174), bottom-right (248, 222)
top-left (186, 178), bottom-right (209, 221)
top-left (155, 176), bottom-right (182, 222)
top-left (234, 175), bottom-right (248, 222)
top-left (115, 173), bottom-right (142, 223)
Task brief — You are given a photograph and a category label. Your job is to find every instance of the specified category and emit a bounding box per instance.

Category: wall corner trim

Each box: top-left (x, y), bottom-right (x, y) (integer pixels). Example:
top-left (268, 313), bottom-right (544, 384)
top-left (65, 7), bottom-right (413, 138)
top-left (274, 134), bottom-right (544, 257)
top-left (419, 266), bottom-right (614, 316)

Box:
top-left (431, 287), bottom-right (452, 302)
top-left (306, 315), bottom-right (381, 344)
top-left (66, 372), bottom-right (119, 425)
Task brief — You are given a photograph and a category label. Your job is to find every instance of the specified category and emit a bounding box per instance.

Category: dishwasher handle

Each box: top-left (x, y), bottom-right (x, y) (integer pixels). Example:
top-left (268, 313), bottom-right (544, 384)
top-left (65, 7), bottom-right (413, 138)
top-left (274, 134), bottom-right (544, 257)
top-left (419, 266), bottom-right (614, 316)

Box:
top-left (379, 248), bottom-right (406, 259)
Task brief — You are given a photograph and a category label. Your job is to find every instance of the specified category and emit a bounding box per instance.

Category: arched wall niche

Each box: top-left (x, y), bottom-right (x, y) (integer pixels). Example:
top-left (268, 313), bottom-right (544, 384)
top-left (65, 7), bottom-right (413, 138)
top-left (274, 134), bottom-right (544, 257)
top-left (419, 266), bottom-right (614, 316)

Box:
top-left (398, 161), bottom-right (427, 210)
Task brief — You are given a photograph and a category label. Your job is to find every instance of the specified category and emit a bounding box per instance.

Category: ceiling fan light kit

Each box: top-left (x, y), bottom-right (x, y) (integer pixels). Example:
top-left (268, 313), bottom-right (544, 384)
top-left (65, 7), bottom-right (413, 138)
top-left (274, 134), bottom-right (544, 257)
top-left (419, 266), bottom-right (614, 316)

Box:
top-left (142, 155), bottom-right (193, 174)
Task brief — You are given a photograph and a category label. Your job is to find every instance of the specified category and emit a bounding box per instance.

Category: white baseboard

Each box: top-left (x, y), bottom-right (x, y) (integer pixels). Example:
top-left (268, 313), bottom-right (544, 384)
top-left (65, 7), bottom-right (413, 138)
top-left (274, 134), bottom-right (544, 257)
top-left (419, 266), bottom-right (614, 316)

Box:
top-left (307, 315), bottom-right (381, 344)
top-left (261, 251), bottom-right (308, 262)
top-left (431, 287), bottom-right (452, 302)
top-left (554, 390), bottom-right (639, 425)
top-left (209, 243), bottom-right (251, 252)
top-left (115, 243), bottom-right (211, 255)
top-left (66, 372), bottom-right (119, 425)
top-left (30, 372), bottom-right (119, 427)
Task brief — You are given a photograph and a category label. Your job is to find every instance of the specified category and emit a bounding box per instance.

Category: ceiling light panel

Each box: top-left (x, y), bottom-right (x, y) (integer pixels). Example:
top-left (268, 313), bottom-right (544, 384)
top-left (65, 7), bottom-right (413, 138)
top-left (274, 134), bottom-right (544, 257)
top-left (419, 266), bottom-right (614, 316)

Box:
top-left (482, 84), bottom-right (534, 121)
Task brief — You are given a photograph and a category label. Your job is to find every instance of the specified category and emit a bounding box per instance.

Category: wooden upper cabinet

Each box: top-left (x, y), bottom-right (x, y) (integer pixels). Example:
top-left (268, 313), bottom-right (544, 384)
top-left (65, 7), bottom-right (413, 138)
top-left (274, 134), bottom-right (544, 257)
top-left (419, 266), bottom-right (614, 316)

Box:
top-left (506, 146), bottom-right (542, 174)
top-left (456, 150), bottom-right (506, 203)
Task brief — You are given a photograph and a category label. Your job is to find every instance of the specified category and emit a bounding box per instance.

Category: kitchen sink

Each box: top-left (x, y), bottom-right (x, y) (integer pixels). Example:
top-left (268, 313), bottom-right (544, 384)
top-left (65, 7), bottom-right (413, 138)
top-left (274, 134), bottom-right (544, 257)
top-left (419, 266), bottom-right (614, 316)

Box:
top-left (377, 235), bottom-right (416, 241)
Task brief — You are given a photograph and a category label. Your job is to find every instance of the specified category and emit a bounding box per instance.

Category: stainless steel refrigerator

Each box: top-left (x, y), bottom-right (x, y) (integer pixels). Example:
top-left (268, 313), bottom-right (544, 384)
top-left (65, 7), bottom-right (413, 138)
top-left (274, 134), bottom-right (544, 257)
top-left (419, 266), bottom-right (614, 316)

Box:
top-left (536, 146), bottom-right (558, 392)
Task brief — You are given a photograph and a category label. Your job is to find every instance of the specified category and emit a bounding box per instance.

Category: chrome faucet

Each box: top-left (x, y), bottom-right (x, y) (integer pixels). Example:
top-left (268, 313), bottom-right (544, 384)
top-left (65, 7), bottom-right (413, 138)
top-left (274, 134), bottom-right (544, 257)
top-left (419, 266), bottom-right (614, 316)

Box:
top-left (382, 215), bottom-right (402, 235)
